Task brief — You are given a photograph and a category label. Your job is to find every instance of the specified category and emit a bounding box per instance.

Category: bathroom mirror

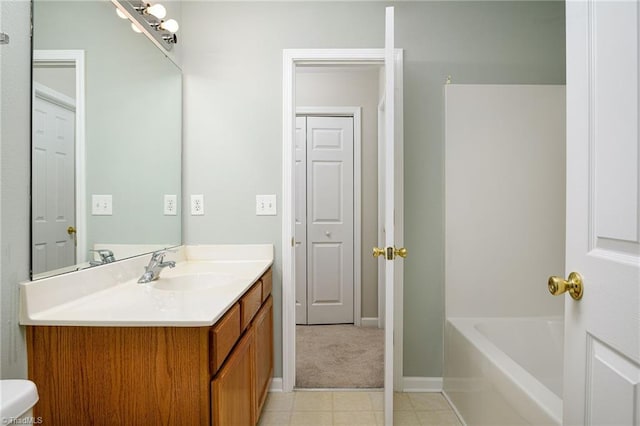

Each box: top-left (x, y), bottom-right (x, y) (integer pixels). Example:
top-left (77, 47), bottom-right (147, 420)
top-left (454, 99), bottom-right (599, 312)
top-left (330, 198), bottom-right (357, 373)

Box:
top-left (31, 0), bottom-right (182, 279)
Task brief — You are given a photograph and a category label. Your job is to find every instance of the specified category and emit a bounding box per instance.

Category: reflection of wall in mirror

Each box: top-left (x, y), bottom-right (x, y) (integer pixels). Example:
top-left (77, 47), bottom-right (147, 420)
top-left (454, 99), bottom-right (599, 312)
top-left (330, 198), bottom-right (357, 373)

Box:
top-left (33, 1), bottom-right (182, 278)
top-left (33, 66), bottom-right (75, 99)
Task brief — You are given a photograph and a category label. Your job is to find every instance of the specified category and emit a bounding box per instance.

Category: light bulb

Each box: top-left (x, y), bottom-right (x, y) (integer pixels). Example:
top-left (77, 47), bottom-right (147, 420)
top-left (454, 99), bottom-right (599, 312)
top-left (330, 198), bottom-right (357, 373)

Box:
top-left (159, 19), bottom-right (179, 33)
top-left (131, 22), bottom-right (142, 33)
top-left (146, 3), bottom-right (166, 20)
top-left (115, 8), bottom-right (128, 19)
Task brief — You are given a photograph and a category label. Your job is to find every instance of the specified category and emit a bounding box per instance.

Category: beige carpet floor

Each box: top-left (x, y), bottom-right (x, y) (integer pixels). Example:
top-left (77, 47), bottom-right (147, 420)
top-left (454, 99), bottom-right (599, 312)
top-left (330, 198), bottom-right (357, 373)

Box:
top-left (295, 324), bottom-right (384, 389)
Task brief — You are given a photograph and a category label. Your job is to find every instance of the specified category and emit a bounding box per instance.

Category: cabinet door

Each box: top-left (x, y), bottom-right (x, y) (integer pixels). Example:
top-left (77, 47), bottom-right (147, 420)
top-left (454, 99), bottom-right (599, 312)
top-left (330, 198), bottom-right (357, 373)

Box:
top-left (211, 329), bottom-right (254, 426)
top-left (254, 296), bottom-right (274, 421)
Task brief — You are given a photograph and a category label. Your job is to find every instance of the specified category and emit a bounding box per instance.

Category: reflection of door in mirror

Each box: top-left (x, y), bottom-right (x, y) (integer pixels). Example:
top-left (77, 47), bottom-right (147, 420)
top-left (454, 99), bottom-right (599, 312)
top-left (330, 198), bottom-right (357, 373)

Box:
top-left (31, 51), bottom-right (85, 278)
top-left (32, 63), bottom-right (78, 276)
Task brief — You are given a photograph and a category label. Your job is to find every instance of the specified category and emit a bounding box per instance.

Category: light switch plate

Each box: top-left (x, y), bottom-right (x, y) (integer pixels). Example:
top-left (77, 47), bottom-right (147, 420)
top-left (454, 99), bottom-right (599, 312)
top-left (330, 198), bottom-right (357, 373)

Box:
top-left (92, 194), bottom-right (113, 215)
top-left (256, 194), bottom-right (277, 216)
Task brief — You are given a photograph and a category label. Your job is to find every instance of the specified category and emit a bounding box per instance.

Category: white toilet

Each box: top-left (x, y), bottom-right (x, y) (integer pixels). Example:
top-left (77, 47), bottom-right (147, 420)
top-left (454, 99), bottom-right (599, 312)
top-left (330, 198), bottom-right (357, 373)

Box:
top-left (0, 380), bottom-right (39, 423)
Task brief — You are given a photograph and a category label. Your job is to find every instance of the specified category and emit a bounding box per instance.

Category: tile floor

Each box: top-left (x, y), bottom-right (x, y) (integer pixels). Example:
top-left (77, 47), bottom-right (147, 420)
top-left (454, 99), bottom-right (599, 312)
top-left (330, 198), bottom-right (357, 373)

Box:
top-left (258, 391), bottom-right (462, 426)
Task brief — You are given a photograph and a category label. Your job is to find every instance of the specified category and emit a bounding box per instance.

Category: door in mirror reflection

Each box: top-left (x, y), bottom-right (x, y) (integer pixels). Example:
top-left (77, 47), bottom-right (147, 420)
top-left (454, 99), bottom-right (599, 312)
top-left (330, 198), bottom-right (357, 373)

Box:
top-left (31, 80), bottom-right (77, 275)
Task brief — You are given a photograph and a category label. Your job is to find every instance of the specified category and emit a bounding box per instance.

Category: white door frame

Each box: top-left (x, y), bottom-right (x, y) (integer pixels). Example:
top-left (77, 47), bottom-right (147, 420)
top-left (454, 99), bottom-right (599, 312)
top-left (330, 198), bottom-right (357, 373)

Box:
top-left (33, 50), bottom-right (86, 265)
top-left (282, 48), bottom-right (404, 392)
top-left (296, 107), bottom-right (362, 327)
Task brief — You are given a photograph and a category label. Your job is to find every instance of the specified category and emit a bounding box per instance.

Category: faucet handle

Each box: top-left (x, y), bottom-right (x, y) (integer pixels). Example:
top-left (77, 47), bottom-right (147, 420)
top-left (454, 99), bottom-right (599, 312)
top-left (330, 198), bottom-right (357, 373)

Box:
top-left (90, 249), bottom-right (116, 263)
top-left (151, 248), bottom-right (177, 261)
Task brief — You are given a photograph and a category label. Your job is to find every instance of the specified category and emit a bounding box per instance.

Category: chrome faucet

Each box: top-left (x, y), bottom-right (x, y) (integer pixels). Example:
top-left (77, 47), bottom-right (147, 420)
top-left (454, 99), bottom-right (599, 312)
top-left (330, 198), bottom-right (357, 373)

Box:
top-left (89, 249), bottom-right (116, 266)
top-left (137, 250), bottom-right (176, 283)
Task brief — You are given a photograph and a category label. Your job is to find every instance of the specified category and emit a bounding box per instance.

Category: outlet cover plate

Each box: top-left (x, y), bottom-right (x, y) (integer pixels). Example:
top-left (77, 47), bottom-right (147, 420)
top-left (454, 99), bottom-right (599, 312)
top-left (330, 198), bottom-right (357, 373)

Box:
top-left (191, 194), bottom-right (204, 216)
top-left (256, 194), bottom-right (276, 216)
top-left (164, 194), bottom-right (177, 215)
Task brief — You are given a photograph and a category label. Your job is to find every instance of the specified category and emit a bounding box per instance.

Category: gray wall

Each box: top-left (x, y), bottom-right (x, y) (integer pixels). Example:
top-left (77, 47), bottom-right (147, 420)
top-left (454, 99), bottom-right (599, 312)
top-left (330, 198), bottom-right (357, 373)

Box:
top-left (0, 0), bottom-right (31, 379)
top-left (181, 1), bottom-right (566, 378)
top-left (296, 66), bottom-right (380, 319)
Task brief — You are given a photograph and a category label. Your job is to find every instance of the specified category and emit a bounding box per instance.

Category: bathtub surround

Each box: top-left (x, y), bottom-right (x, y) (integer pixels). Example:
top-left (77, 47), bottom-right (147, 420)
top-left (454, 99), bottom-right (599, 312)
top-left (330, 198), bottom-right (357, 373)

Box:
top-left (444, 85), bottom-right (566, 318)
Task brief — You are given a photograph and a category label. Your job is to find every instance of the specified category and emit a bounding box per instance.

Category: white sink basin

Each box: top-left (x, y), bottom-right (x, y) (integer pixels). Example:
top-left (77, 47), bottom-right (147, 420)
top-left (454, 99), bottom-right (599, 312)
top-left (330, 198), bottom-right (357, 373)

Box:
top-left (148, 273), bottom-right (235, 291)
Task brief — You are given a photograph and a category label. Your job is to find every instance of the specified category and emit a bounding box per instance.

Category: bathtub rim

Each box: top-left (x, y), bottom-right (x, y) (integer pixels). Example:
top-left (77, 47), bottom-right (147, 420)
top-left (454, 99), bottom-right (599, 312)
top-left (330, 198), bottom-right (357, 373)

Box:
top-left (445, 316), bottom-right (563, 425)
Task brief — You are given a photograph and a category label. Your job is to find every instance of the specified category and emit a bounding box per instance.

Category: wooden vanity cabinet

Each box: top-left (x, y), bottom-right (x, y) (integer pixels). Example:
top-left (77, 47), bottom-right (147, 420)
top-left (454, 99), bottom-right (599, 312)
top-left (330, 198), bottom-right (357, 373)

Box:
top-left (253, 296), bottom-right (274, 420)
top-left (26, 267), bottom-right (273, 426)
top-left (211, 328), bottom-right (255, 426)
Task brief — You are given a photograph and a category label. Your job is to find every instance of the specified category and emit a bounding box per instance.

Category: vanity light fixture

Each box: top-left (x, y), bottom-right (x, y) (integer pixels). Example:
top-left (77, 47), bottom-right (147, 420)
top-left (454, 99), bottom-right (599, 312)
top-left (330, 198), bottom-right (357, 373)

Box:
top-left (112, 0), bottom-right (179, 51)
top-left (159, 18), bottom-right (179, 33)
top-left (116, 8), bottom-right (128, 19)
top-left (139, 3), bottom-right (166, 20)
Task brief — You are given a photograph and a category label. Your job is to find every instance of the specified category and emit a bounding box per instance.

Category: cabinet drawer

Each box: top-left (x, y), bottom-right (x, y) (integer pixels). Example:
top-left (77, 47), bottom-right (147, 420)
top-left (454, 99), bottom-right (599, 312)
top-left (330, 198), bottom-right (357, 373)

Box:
top-left (240, 282), bottom-right (262, 331)
top-left (210, 303), bottom-right (241, 374)
top-left (261, 268), bottom-right (272, 301)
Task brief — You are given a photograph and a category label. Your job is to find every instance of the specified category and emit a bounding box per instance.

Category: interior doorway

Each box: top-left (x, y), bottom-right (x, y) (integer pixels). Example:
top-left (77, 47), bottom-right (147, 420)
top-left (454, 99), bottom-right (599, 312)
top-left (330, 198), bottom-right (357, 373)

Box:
top-left (281, 47), bottom-right (404, 399)
top-left (293, 65), bottom-right (384, 389)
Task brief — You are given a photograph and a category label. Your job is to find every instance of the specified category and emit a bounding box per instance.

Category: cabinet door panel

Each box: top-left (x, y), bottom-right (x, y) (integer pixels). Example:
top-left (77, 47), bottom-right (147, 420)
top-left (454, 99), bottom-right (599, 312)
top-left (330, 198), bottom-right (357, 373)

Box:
top-left (254, 296), bottom-right (274, 420)
top-left (212, 330), bottom-right (254, 426)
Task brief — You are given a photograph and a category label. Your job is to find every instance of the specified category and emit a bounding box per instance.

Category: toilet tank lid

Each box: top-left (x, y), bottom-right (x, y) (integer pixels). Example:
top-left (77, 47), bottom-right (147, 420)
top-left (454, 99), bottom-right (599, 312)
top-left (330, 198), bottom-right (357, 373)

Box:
top-left (0, 380), bottom-right (39, 419)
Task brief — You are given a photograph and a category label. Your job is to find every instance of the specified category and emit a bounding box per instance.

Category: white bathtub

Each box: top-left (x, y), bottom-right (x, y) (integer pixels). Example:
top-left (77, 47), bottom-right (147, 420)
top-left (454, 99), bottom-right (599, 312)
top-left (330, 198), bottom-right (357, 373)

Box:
top-left (444, 317), bottom-right (563, 425)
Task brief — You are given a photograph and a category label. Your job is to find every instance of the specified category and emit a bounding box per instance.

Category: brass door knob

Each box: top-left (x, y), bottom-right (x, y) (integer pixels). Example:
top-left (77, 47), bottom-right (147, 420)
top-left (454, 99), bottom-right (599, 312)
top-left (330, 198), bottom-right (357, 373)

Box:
top-left (67, 226), bottom-right (77, 236)
top-left (373, 247), bottom-right (385, 258)
top-left (548, 272), bottom-right (583, 300)
top-left (394, 247), bottom-right (408, 258)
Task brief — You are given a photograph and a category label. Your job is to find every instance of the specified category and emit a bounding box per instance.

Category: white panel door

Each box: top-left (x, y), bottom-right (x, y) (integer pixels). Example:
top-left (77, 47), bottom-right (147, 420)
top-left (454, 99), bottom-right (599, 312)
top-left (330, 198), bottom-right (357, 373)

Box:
top-left (382, 6), bottom-right (404, 426)
top-left (306, 116), bottom-right (354, 325)
top-left (295, 116), bottom-right (308, 325)
top-left (564, 1), bottom-right (640, 424)
top-left (32, 90), bottom-right (76, 274)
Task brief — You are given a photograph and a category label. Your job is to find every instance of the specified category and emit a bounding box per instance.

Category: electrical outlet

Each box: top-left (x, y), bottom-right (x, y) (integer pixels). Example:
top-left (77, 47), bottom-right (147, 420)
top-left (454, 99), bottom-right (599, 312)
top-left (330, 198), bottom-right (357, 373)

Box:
top-left (164, 194), bottom-right (177, 216)
top-left (256, 194), bottom-right (277, 216)
top-left (92, 194), bottom-right (113, 215)
top-left (191, 194), bottom-right (204, 216)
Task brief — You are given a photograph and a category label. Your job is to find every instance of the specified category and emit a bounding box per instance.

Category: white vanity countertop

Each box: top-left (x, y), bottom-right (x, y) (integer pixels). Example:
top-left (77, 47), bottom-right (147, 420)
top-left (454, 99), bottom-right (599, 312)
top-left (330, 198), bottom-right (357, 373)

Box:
top-left (19, 244), bottom-right (273, 327)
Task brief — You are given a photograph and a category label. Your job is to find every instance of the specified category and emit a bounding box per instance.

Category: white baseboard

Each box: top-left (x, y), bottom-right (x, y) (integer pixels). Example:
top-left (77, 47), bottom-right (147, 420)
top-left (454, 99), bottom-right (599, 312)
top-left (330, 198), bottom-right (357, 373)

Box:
top-left (402, 377), bottom-right (443, 392)
top-left (360, 317), bottom-right (379, 328)
top-left (269, 377), bottom-right (284, 392)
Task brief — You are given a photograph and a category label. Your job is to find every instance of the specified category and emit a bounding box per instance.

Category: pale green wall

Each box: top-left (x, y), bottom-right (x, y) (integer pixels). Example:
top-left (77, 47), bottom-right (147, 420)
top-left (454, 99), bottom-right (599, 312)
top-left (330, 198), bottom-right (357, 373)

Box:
top-left (1, 0), bottom-right (31, 379)
top-left (184, 1), bottom-right (565, 378)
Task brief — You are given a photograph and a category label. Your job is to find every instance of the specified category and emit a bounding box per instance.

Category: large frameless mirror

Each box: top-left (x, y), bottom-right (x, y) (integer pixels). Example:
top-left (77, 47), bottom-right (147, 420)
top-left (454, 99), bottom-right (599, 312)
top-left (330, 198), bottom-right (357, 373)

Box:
top-left (31, 0), bottom-right (182, 279)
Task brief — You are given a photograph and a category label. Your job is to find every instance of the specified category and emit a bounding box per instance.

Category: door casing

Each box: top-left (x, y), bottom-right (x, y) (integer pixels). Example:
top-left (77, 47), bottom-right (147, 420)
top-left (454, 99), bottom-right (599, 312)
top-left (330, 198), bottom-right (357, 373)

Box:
top-left (282, 48), bottom-right (404, 392)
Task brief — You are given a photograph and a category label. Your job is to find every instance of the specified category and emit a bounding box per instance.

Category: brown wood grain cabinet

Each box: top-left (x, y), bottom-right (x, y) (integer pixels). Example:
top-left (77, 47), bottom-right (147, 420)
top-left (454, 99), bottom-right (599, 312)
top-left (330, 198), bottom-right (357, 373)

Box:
top-left (253, 296), bottom-right (274, 420)
top-left (27, 267), bottom-right (273, 426)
